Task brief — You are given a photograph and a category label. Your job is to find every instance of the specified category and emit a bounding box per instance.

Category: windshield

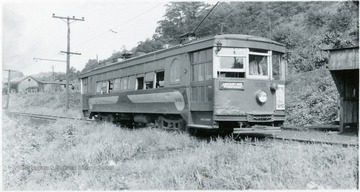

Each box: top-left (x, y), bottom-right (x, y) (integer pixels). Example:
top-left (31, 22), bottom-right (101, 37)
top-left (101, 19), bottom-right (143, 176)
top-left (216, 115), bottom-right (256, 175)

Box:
top-left (215, 48), bottom-right (285, 80)
top-left (220, 57), bottom-right (245, 69)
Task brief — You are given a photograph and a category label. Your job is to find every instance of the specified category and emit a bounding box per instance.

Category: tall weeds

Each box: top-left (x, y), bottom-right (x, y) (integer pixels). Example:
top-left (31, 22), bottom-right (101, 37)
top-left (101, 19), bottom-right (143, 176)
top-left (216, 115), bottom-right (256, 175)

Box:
top-left (2, 114), bottom-right (358, 190)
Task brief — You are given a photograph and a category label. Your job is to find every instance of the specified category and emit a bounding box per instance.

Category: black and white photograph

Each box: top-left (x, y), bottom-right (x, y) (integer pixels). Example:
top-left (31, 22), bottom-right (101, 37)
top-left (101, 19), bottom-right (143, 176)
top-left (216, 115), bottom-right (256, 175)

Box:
top-left (2, 0), bottom-right (359, 190)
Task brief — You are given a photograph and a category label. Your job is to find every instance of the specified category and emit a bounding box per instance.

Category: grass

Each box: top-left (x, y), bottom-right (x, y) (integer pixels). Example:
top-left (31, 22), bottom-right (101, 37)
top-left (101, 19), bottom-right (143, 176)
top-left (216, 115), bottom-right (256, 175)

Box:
top-left (2, 114), bottom-right (358, 190)
top-left (3, 91), bottom-right (82, 118)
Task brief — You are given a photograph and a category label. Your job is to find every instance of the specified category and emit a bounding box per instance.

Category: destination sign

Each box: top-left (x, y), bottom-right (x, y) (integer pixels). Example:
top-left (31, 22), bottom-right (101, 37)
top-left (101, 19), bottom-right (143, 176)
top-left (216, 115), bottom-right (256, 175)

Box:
top-left (220, 82), bottom-right (244, 90)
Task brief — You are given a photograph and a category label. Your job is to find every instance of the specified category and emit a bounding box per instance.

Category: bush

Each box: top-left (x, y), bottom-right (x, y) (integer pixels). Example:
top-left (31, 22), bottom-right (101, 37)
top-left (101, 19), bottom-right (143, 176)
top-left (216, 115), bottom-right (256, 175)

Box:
top-left (285, 69), bottom-right (339, 126)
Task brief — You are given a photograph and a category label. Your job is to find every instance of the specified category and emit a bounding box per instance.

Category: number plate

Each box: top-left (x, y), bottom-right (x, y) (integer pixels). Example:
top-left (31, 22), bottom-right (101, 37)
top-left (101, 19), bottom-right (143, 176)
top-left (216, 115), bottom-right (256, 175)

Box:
top-left (220, 82), bottom-right (244, 90)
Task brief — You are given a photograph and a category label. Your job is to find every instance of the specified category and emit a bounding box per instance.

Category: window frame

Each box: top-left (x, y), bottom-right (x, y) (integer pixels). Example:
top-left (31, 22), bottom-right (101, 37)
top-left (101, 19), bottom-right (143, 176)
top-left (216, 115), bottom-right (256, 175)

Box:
top-left (170, 58), bottom-right (181, 84)
top-left (136, 76), bottom-right (145, 90)
top-left (155, 70), bottom-right (165, 88)
top-left (247, 50), bottom-right (271, 80)
top-left (215, 48), bottom-right (248, 79)
top-left (81, 78), bottom-right (88, 94)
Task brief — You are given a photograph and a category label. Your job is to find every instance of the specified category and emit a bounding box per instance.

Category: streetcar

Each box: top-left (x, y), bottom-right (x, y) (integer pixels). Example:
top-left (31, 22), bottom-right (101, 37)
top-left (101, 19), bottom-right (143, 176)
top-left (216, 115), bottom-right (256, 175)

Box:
top-left (79, 34), bottom-right (286, 134)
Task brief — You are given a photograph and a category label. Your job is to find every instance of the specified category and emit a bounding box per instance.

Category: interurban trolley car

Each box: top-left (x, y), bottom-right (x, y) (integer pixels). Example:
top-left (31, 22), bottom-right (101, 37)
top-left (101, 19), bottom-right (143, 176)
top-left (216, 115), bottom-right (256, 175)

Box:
top-left (79, 34), bottom-right (286, 134)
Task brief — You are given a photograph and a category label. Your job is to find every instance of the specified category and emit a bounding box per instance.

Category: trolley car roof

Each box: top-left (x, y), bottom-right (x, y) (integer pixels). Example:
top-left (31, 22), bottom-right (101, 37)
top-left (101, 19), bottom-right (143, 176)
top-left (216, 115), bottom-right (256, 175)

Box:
top-left (79, 34), bottom-right (285, 78)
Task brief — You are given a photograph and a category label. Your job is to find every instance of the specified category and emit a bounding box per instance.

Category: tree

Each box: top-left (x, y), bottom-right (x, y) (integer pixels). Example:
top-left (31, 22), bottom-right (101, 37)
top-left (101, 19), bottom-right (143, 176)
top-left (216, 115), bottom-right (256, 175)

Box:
top-left (82, 59), bottom-right (98, 72)
top-left (323, 1), bottom-right (359, 48)
top-left (131, 35), bottom-right (169, 55)
top-left (155, 2), bottom-right (211, 44)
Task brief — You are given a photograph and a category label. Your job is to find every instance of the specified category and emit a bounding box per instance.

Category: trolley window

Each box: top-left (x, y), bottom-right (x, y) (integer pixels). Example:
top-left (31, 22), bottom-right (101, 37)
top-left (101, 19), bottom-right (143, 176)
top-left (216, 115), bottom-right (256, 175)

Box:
top-left (272, 52), bottom-right (286, 81)
top-left (136, 77), bottom-right (144, 90)
top-left (219, 57), bottom-right (245, 69)
top-left (81, 78), bottom-right (88, 94)
top-left (247, 49), bottom-right (270, 79)
top-left (249, 55), bottom-right (268, 76)
top-left (216, 48), bottom-right (247, 78)
top-left (96, 82), bottom-right (101, 93)
top-left (121, 77), bottom-right (128, 90)
top-left (128, 76), bottom-right (136, 90)
top-left (155, 71), bottom-right (165, 88)
top-left (108, 80), bottom-right (114, 93)
top-left (170, 58), bottom-right (181, 83)
top-left (145, 72), bottom-right (155, 89)
top-left (114, 78), bottom-right (121, 92)
top-left (101, 81), bottom-right (108, 93)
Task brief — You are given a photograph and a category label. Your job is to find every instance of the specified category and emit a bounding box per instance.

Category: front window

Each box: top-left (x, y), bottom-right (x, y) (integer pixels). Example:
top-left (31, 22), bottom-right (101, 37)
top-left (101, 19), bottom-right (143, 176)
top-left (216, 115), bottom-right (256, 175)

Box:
top-left (220, 56), bottom-right (245, 69)
top-left (272, 52), bottom-right (286, 80)
top-left (216, 48), bottom-right (246, 78)
top-left (249, 55), bottom-right (268, 76)
top-left (215, 47), bottom-right (284, 80)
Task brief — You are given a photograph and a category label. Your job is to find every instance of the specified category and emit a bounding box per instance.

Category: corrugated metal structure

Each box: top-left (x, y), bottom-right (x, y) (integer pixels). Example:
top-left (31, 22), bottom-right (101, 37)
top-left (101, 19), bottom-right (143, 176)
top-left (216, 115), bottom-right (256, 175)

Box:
top-left (328, 47), bottom-right (359, 132)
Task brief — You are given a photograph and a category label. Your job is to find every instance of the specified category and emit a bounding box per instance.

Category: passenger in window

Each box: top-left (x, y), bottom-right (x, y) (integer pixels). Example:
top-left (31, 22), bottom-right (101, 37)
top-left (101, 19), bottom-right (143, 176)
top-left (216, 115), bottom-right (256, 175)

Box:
top-left (249, 56), bottom-right (265, 75)
top-left (249, 56), bottom-right (260, 75)
top-left (259, 57), bottom-right (267, 75)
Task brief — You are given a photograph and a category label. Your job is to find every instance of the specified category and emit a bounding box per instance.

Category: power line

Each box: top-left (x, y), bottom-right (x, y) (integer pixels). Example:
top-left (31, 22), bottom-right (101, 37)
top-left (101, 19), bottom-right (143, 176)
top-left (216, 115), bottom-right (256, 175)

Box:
top-left (32, 3), bottom-right (163, 73)
top-left (33, 57), bottom-right (66, 62)
top-left (72, 2), bottom-right (163, 49)
top-left (192, 1), bottom-right (220, 34)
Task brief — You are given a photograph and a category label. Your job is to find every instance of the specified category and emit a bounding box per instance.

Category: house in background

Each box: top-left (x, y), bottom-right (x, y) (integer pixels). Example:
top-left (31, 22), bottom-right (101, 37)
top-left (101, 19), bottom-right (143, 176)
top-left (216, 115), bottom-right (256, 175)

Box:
top-left (3, 76), bottom-right (71, 94)
top-left (18, 76), bottom-right (41, 93)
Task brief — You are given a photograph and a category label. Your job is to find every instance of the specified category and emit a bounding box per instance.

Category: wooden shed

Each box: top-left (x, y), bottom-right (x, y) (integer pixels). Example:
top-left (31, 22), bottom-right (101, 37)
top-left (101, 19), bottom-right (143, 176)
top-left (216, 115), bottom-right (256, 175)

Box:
top-left (17, 76), bottom-right (41, 93)
top-left (327, 47), bottom-right (359, 132)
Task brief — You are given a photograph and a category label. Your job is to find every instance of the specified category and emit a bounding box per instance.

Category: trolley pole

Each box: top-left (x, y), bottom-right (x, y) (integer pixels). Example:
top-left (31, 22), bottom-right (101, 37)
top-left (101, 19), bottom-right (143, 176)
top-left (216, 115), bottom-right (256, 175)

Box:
top-left (4, 69), bottom-right (11, 110)
top-left (52, 14), bottom-right (84, 110)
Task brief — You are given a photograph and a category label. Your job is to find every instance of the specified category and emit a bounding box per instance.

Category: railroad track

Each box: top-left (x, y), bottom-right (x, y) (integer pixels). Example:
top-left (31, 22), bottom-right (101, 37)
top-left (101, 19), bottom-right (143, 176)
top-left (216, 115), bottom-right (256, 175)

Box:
top-left (6, 111), bottom-right (358, 147)
top-left (268, 135), bottom-right (358, 147)
top-left (6, 111), bottom-right (92, 122)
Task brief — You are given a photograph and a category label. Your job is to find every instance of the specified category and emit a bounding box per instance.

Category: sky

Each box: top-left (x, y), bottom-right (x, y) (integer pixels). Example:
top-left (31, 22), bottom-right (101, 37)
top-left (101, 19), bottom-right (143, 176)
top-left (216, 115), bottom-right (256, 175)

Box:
top-left (2, 0), bottom-right (168, 76)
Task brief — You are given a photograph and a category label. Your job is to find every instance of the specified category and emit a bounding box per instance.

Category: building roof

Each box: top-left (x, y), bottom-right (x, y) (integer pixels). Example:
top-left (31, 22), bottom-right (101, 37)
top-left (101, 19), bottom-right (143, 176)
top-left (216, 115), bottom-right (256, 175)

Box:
top-left (40, 81), bottom-right (67, 85)
top-left (9, 76), bottom-right (27, 83)
top-left (328, 47), bottom-right (359, 70)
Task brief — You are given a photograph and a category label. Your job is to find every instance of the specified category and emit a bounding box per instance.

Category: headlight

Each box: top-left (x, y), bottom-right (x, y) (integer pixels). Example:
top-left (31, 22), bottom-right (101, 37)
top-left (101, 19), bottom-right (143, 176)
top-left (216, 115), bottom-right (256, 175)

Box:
top-left (257, 91), bottom-right (267, 103)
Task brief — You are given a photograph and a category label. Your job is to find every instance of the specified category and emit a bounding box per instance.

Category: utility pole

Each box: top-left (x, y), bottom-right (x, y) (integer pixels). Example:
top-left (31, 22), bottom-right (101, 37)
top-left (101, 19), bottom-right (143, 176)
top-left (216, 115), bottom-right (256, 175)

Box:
top-left (4, 70), bottom-right (11, 110)
top-left (52, 65), bottom-right (55, 80)
top-left (53, 14), bottom-right (84, 110)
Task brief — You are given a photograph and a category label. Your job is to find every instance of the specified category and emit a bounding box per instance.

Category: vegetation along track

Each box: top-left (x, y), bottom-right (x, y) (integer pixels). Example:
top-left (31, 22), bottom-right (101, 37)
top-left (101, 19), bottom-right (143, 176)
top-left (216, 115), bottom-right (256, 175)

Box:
top-left (6, 111), bottom-right (358, 147)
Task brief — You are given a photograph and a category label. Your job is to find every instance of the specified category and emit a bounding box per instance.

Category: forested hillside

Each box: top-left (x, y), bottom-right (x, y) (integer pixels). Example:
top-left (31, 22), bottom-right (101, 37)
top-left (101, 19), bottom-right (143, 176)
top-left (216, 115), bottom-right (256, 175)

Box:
top-left (83, 1), bottom-right (358, 74)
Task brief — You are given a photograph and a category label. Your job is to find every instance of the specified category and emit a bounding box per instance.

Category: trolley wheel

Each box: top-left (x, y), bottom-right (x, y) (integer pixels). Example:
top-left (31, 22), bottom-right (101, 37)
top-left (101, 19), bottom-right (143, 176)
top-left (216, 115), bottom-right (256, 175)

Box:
top-left (104, 114), bottom-right (115, 123)
top-left (94, 115), bottom-right (102, 122)
top-left (187, 127), bottom-right (198, 136)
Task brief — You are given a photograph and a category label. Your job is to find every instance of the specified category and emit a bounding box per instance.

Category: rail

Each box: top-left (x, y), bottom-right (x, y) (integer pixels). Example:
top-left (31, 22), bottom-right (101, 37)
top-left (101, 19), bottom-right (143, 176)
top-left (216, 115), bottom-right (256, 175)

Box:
top-left (6, 111), bottom-right (92, 122)
top-left (5, 111), bottom-right (358, 147)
